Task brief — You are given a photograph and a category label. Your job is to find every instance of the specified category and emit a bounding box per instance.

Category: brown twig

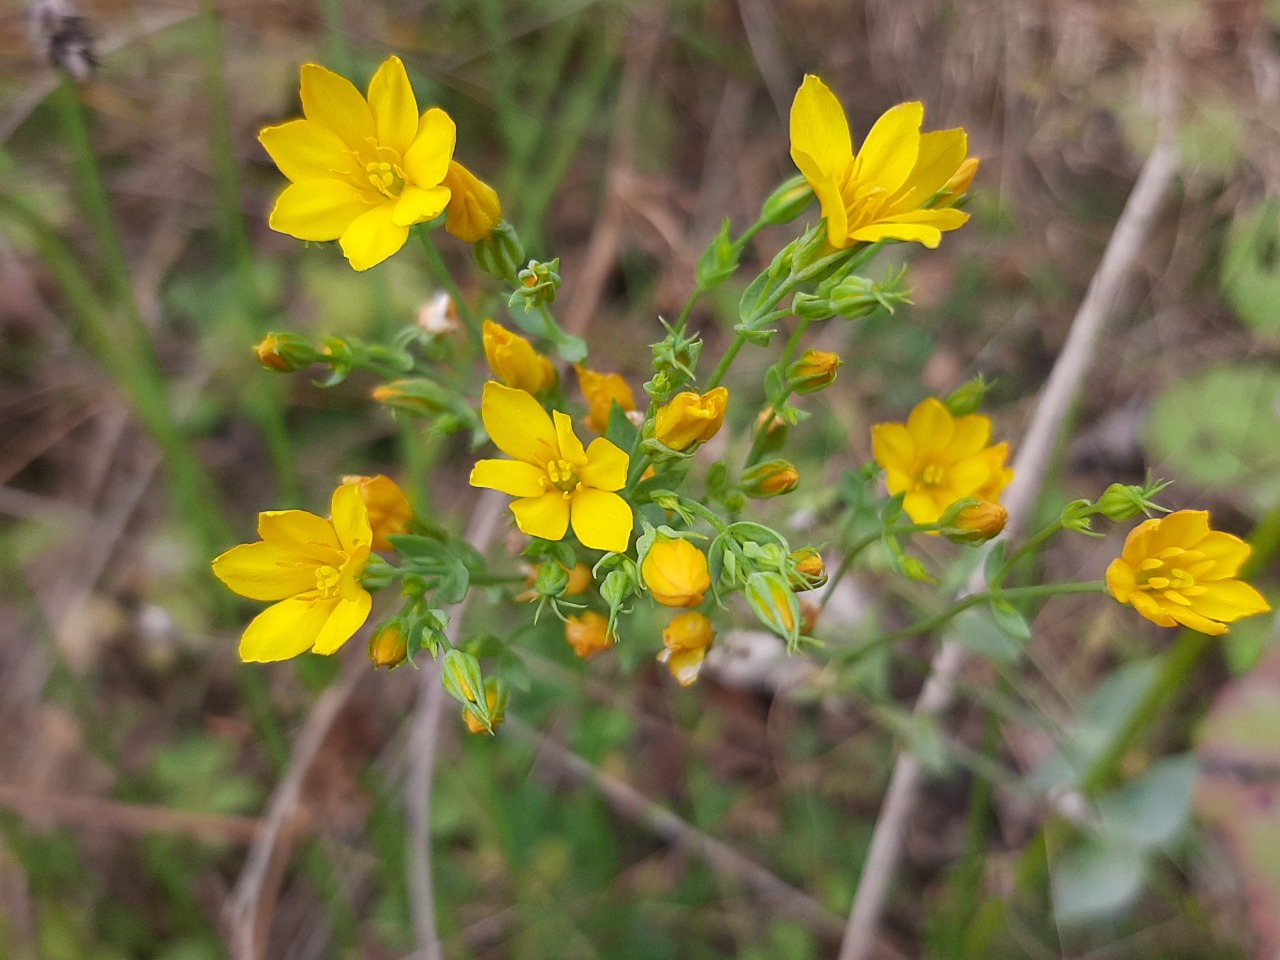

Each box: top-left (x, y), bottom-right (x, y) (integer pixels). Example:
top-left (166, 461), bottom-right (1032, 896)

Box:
top-left (835, 75), bottom-right (1182, 960)
top-left (0, 786), bottom-right (263, 843)
top-left (506, 716), bottom-right (846, 940)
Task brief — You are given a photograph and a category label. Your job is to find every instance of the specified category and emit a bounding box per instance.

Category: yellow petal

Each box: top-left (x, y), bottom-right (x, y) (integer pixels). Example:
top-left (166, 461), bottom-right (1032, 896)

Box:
top-left (906, 397), bottom-right (954, 451)
top-left (579, 438), bottom-right (628, 491)
top-left (212, 542), bottom-right (316, 601)
top-left (1128, 590), bottom-right (1178, 628)
top-left (801, 166), bottom-right (851, 248)
top-left (259, 119), bottom-right (355, 184)
top-left (330, 482), bottom-right (372, 552)
top-left (848, 221), bottom-right (943, 248)
top-left (1189, 580), bottom-right (1271, 622)
top-left (481, 381), bottom-right (556, 464)
top-left (553, 410), bottom-right (587, 465)
top-left (570, 488), bottom-right (633, 553)
top-left (238, 595), bottom-right (339, 662)
top-left (392, 184), bottom-right (451, 227)
top-left (258, 509), bottom-right (342, 560)
top-left (403, 108), bottom-right (457, 187)
top-left (1148, 510), bottom-right (1211, 554)
top-left (310, 591), bottom-right (374, 655)
top-left (1195, 531), bottom-right (1252, 579)
top-left (903, 491), bottom-right (940, 525)
top-left (470, 458), bottom-right (547, 497)
top-left (1120, 518), bottom-right (1162, 568)
top-left (269, 180), bottom-right (370, 242)
top-left (339, 202), bottom-right (410, 270)
top-left (300, 63), bottom-right (375, 152)
top-left (366, 55), bottom-right (418, 156)
top-left (948, 413), bottom-right (992, 458)
top-left (871, 423), bottom-right (914, 475)
top-left (885, 128), bottom-right (967, 212)
top-left (511, 492), bottom-right (571, 541)
top-left (852, 101), bottom-right (923, 197)
top-left (1165, 604), bottom-right (1228, 636)
top-left (789, 75), bottom-right (853, 181)
top-left (1105, 557), bottom-right (1135, 603)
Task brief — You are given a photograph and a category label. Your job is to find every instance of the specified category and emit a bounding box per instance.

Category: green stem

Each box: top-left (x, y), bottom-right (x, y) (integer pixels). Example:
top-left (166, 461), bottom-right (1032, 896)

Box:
top-left (417, 232), bottom-right (484, 349)
top-left (816, 523), bottom-right (939, 614)
top-left (319, 0), bottom-right (352, 76)
top-left (991, 519), bottom-right (1064, 589)
top-left (832, 581), bottom-right (1106, 662)
top-left (744, 317), bottom-right (811, 466)
top-left (704, 335), bottom-right (746, 391)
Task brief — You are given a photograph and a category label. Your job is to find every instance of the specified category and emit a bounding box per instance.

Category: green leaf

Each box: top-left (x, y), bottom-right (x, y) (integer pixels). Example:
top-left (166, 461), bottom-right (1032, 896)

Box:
top-left (952, 607), bottom-right (1021, 664)
top-left (1096, 754), bottom-right (1196, 849)
top-left (989, 599), bottom-right (1032, 641)
top-left (1052, 836), bottom-right (1147, 925)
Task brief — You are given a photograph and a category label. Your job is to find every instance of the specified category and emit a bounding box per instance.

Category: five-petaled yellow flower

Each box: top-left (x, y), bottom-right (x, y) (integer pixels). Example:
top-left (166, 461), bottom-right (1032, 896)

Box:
top-left (260, 56), bottom-right (456, 271)
top-left (871, 397), bottom-right (1013, 526)
top-left (212, 484), bottom-right (373, 662)
top-left (790, 75), bottom-right (971, 249)
top-left (1107, 510), bottom-right (1270, 636)
top-left (470, 382), bottom-right (634, 553)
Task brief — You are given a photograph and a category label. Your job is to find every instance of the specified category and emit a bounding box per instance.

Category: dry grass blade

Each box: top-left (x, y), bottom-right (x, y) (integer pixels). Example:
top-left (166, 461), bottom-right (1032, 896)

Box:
top-left (0, 786), bottom-right (262, 843)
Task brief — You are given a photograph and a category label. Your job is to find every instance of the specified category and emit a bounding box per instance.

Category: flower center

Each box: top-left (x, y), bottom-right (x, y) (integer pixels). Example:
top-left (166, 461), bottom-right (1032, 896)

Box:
top-left (545, 459), bottom-right (581, 494)
top-left (315, 564), bottom-right (342, 596)
top-left (919, 463), bottom-right (946, 488)
top-left (366, 160), bottom-right (406, 198)
top-left (1135, 548), bottom-right (1207, 602)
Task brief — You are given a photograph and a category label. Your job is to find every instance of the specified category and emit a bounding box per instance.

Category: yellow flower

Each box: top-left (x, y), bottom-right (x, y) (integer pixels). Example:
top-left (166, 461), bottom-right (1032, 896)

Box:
top-left (342, 473), bottom-right (412, 552)
top-left (789, 75), bottom-right (970, 249)
top-left (482, 320), bottom-right (556, 395)
top-left (211, 484), bottom-right (373, 662)
top-left (1106, 510), bottom-right (1270, 636)
top-left (575, 365), bottom-right (636, 434)
top-left (658, 611), bottom-right (715, 686)
top-left (565, 611), bottom-right (615, 659)
top-left (443, 160), bottom-right (502, 242)
top-left (871, 397), bottom-right (1013, 525)
top-left (652, 388), bottom-right (729, 451)
top-left (642, 536), bottom-right (711, 607)
top-left (470, 382), bottom-right (633, 553)
top-left (259, 56), bottom-right (456, 271)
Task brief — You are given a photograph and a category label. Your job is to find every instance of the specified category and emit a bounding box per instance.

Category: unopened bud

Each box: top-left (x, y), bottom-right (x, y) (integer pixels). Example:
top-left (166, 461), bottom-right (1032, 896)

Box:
top-left (472, 220), bottom-right (525, 284)
top-left (744, 571), bottom-right (801, 644)
top-left (368, 623), bottom-right (408, 669)
top-left (371, 378), bottom-right (452, 415)
top-left (760, 175), bottom-right (815, 226)
top-left (936, 157), bottom-right (980, 208)
top-left (786, 548), bottom-right (827, 591)
top-left (787, 349), bottom-right (841, 394)
top-left (943, 501), bottom-right (1008, 544)
top-left (463, 678), bottom-right (508, 735)
top-left (565, 611), bottom-right (615, 659)
top-left (943, 376), bottom-right (990, 417)
top-left (512, 258), bottom-right (562, 307)
top-left (1094, 482), bottom-right (1170, 522)
top-left (741, 459), bottom-right (799, 498)
top-left (254, 332), bottom-right (318, 372)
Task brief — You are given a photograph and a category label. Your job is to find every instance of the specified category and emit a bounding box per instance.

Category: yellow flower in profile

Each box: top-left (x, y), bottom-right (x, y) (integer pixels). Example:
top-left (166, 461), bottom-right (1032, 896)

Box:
top-left (871, 397), bottom-right (1013, 525)
top-left (483, 320), bottom-right (556, 395)
top-left (470, 382), bottom-right (633, 553)
top-left (565, 611), bottom-right (615, 659)
top-left (789, 75), bottom-right (970, 249)
top-left (259, 56), bottom-right (456, 271)
top-left (443, 161), bottom-right (502, 242)
top-left (1106, 510), bottom-right (1270, 636)
top-left (642, 535), bottom-right (711, 607)
top-left (575, 365), bottom-right (636, 434)
top-left (342, 473), bottom-right (412, 552)
top-left (658, 611), bottom-right (715, 686)
top-left (652, 387), bottom-right (729, 451)
top-left (211, 484), bottom-right (373, 662)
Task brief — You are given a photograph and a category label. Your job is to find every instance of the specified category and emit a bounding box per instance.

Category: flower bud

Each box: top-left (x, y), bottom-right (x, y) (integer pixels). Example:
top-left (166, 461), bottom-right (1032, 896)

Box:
top-left (472, 220), bottom-right (526, 284)
top-left (368, 622), bottom-right (408, 669)
top-left (254, 332), bottom-right (318, 372)
top-left (787, 349), bottom-right (841, 394)
top-left (786, 548), bottom-right (827, 591)
top-left (443, 160), bottom-right (502, 243)
top-left (371, 378), bottom-right (452, 415)
top-left (745, 571), bottom-right (801, 644)
top-left (1093, 483), bottom-right (1158, 522)
top-left (936, 157), bottom-right (979, 208)
top-left (565, 611), bottom-right (615, 659)
top-left (641, 536), bottom-right (711, 607)
top-left (441, 649), bottom-right (486, 709)
top-left (343, 474), bottom-right (413, 552)
top-left (759, 174), bottom-right (815, 226)
top-left (658, 611), bottom-right (716, 686)
top-left (511, 258), bottom-right (562, 307)
top-left (943, 500), bottom-right (1008, 544)
top-left (482, 320), bottom-right (556, 395)
top-left (696, 219), bottom-right (740, 288)
top-left (829, 272), bottom-right (910, 320)
top-left (463, 678), bottom-right (509, 735)
top-left (943, 376), bottom-right (990, 417)
top-left (575, 365), bottom-right (636, 434)
top-left (741, 459), bottom-right (799, 498)
top-left (652, 388), bottom-right (728, 451)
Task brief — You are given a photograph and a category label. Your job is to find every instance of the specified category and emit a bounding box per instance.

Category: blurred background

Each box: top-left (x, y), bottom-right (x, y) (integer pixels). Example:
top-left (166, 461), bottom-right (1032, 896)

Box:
top-left (2, 0), bottom-right (1280, 957)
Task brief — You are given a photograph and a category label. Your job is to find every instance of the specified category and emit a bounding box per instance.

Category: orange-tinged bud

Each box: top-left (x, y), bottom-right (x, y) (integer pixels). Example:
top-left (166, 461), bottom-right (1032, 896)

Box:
top-left (787, 548), bottom-right (827, 591)
top-left (565, 611), bottom-right (615, 659)
top-left (368, 623), bottom-right (408, 669)
top-left (944, 500), bottom-right (1008, 544)
top-left (741, 459), bottom-right (799, 498)
top-left (652, 387), bottom-right (729, 451)
top-left (463, 679), bottom-right (508, 735)
top-left (443, 160), bottom-right (503, 243)
top-left (575, 365), bottom-right (636, 434)
top-left (564, 562), bottom-right (593, 596)
top-left (788, 349), bottom-right (841, 394)
top-left (254, 332), bottom-right (318, 372)
top-left (658, 611), bottom-right (715, 686)
top-left (641, 536), bottom-right (711, 607)
top-left (482, 320), bottom-right (556, 395)
top-left (937, 157), bottom-right (979, 207)
top-left (745, 571), bottom-right (800, 643)
top-left (371, 378), bottom-right (451, 415)
top-left (343, 474), bottom-right (413, 552)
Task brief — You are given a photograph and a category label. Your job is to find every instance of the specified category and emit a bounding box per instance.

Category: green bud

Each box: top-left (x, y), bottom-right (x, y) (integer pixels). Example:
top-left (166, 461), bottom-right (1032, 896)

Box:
top-left (792, 291), bottom-right (837, 322)
top-left (829, 271), bottom-right (911, 320)
top-left (789, 223), bottom-right (833, 274)
top-left (943, 375), bottom-right (990, 417)
top-left (532, 561), bottom-right (571, 598)
top-left (1059, 499), bottom-right (1098, 535)
top-left (440, 649), bottom-right (487, 717)
top-left (695, 219), bottom-right (740, 288)
top-left (371, 378), bottom-right (453, 415)
top-left (255, 332), bottom-right (319, 372)
top-left (600, 566), bottom-right (637, 610)
top-left (759, 174), bottom-right (815, 226)
top-left (472, 221), bottom-right (525, 284)
top-left (744, 571), bottom-right (802, 646)
top-left (510, 258), bottom-right (562, 308)
top-left (1094, 480), bottom-right (1172, 521)
top-left (741, 459), bottom-right (800, 498)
